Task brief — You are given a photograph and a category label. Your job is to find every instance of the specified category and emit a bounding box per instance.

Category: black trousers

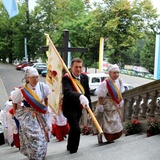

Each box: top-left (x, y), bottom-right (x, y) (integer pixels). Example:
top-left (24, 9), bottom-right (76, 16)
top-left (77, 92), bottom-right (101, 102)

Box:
top-left (0, 133), bottom-right (5, 145)
top-left (66, 112), bottom-right (81, 152)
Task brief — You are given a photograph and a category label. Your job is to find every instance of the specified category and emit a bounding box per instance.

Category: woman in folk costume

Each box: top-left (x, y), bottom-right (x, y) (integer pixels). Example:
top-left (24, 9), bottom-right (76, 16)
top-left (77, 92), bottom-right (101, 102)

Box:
top-left (53, 94), bottom-right (70, 141)
top-left (94, 64), bottom-right (125, 143)
top-left (11, 67), bottom-right (50, 160)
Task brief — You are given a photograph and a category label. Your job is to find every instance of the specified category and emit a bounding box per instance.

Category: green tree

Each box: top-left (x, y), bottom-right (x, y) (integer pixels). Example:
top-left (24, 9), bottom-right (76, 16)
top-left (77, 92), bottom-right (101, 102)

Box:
top-left (140, 33), bottom-right (155, 73)
top-left (93, 0), bottom-right (159, 67)
top-left (0, 0), bottom-right (159, 70)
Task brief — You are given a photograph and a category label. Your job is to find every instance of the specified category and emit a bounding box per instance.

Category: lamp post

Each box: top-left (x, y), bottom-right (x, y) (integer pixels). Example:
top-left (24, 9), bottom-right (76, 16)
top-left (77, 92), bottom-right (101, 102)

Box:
top-left (25, 0), bottom-right (30, 61)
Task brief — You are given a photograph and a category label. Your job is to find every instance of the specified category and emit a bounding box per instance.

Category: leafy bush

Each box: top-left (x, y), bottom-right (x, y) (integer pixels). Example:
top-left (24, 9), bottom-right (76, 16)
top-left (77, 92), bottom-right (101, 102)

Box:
top-left (147, 119), bottom-right (160, 135)
top-left (125, 119), bottom-right (142, 134)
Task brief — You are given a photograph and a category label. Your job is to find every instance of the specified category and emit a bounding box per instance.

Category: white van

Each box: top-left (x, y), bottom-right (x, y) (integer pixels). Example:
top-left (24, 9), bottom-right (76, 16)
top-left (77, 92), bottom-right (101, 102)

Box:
top-left (87, 73), bottom-right (109, 95)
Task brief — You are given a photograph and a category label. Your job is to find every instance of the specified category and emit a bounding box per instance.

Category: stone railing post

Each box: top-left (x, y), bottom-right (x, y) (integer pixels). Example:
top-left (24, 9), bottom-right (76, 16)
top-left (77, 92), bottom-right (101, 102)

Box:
top-left (124, 98), bottom-right (133, 120)
top-left (155, 97), bottom-right (160, 118)
top-left (132, 97), bottom-right (141, 119)
top-left (139, 98), bottom-right (148, 119)
top-left (147, 97), bottom-right (157, 117)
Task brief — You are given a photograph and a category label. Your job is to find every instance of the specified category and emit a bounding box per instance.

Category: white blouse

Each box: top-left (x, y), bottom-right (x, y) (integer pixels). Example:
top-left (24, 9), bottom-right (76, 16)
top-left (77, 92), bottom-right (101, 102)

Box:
top-left (11, 82), bottom-right (50, 104)
top-left (96, 78), bottom-right (125, 98)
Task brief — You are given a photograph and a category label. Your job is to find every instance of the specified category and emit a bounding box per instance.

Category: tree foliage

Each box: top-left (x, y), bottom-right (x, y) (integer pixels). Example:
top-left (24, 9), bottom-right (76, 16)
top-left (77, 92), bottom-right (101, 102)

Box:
top-left (94, 0), bottom-right (159, 67)
top-left (0, 0), bottom-right (159, 72)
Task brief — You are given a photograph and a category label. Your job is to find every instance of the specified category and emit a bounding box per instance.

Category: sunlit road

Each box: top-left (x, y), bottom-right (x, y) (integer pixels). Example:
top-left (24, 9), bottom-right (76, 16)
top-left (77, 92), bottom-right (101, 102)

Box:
top-left (119, 74), bottom-right (154, 87)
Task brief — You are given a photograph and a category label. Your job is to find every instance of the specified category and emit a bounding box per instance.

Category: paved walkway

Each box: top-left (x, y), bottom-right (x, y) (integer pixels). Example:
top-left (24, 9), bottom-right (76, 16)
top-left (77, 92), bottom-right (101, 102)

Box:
top-left (1, 133), bottom-right (160, 160)
top-left (0, 76), bottom-right (8, 109)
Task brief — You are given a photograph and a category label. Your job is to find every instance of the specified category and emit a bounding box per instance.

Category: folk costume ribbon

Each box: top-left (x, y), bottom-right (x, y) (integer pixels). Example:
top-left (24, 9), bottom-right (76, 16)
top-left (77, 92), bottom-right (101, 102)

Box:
top-left (73, 78), bottom-right (85, 94)
top-left (106, 78), bottom-right (122, 104)
top-left (20, 85), bottom-right (47, 114)
top-left (64, 73), bottom-right (85, 94)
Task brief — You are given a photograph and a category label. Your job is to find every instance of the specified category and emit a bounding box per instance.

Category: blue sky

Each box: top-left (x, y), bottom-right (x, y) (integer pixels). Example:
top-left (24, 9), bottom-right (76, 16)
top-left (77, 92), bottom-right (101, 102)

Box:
top-left (28, 0), bottom-right (36, 11)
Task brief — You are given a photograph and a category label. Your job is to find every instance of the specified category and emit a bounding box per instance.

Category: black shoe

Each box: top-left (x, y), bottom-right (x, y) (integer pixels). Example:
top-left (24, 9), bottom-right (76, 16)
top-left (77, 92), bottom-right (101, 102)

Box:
top-left (67, 145), bottom-right (70, 151)
top-left (106, 140), bottom-right (114, 144)
top-left (97, 134), bottom-right (103, 144)
top-left (11, 141), bottom-right (14, 147)
top-left (70, 150), bottom-right (77, 154)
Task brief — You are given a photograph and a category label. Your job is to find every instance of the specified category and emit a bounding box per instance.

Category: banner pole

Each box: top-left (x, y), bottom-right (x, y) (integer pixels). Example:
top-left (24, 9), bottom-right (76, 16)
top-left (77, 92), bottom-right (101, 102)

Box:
top-left (45, 33), bottom-right (103, 134)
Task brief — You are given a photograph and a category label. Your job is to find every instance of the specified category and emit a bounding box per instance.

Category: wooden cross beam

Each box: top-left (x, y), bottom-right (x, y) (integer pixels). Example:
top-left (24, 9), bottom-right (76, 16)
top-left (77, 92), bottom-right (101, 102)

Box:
top-left (40, 30), bottom-right (88, 66)
top-left (57, 29), bottom-right (88, 66)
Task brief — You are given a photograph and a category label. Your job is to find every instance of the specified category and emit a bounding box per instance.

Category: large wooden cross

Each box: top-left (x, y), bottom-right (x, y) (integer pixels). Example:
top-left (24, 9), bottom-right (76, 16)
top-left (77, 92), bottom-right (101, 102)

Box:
top-left (40, 30), bottom-right (88, 66)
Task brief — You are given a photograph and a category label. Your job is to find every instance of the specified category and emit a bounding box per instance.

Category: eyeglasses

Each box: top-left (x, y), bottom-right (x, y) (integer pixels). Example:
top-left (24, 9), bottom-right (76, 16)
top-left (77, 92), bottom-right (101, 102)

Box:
top-left (29, 76), bottom-right (39, 80)
top-left (112, 72), bottom-right (120, 74)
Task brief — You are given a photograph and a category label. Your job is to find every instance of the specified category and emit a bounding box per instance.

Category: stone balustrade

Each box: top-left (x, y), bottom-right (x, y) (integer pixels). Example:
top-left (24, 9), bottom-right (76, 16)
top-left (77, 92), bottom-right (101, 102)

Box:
top-left (122, 80), bottom-right (160, 121)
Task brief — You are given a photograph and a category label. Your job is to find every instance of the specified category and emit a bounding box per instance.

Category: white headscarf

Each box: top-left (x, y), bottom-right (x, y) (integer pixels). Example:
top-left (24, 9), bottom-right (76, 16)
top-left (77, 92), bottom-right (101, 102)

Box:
top-left (22, 67), bottom-right (39, 82)
top-left (25, 67), bottom-right (39, 77)
top-left (108, 64), bottom-right (120, 72)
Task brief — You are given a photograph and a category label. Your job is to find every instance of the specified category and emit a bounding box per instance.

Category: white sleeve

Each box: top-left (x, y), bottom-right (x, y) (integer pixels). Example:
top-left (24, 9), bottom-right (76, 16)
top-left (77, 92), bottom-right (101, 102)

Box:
top-left (42, 83), bottom-right (51, 98)
top-left (119, 78), bottom-right (125, 93)
top-left (96, 80), bottom-right (108, 97)
top-left (10, 88), bottom-right (23, 104)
